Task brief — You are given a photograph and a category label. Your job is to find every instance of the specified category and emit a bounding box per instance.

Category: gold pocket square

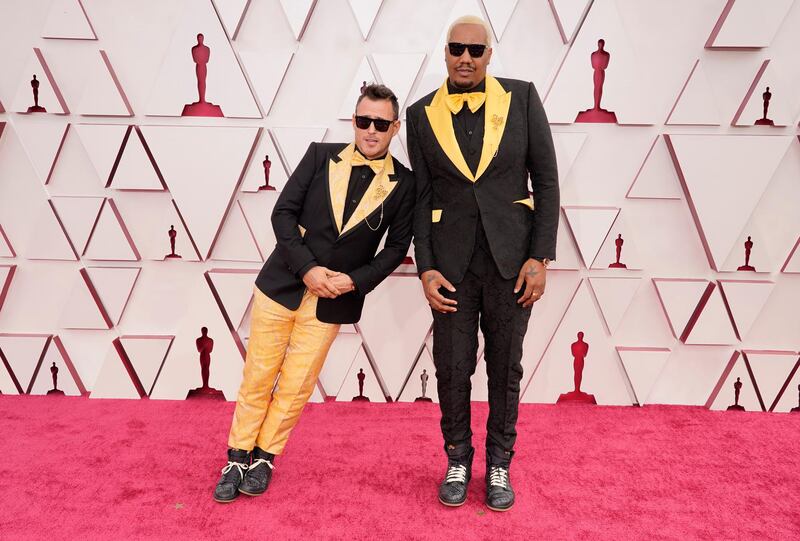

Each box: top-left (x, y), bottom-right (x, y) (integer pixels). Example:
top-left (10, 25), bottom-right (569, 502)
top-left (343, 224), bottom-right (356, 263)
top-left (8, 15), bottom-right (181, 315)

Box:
top-left (432, 209), bottom-right (442, 223)
top-left (513, 198), bottom-right (534, 210)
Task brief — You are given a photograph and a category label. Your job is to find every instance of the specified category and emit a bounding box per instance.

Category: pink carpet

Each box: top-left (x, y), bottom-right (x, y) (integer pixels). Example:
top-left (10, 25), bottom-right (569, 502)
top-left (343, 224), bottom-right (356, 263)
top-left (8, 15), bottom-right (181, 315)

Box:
top-left (1, 396), bottom-right (799, 540)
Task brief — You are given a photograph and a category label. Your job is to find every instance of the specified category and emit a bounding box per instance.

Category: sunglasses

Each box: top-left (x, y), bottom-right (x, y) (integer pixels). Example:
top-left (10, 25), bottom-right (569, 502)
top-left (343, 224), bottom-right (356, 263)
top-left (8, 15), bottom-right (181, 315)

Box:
top-left (354, 115), bottom-right (395, 132)
top-left (448, 42), bottom-right (488, 58)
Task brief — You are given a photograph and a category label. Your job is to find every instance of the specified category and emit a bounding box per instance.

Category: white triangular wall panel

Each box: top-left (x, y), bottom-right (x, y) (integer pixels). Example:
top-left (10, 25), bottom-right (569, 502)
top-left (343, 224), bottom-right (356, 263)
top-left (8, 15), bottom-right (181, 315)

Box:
top-left (652, 279), bottom-right (709, 340)
top-left (279, 0), bottom-right (317, 41)
top-left (591, 214), bottom-right (643, 270)
top-left (734, 60), bottom-right (799, 128)
top-left (90, 345), bottom-right (141, 399)
top-left (336, 348), bottom-right (385, 402)
top-left (773, 363), bottom-right (800, 413)
top-left (552, 132), bottom-right (588, 186)
top-left (0, 335), bottom-right (50, 393)
top-left (241, 132), bottom-right (289, 192)
top-left (544, 0), bottom-right (657, 124)
top-left (270, 127), bottom-right (327, 173)
top-left (666, 134), bottom-right (793, 270)
top-left (212, 0), bottom-right (251, 39)
top-left (589, 277), bottom-right (641, 334)
top-left (616, 347), bottom-right (671, 405)
top-left (237, 49), bottom-right (295, 116)
top-left (145, 0), bottom-right (260, 118)
top-left (29, 341), bottom-right (81, 396)
top-left (745, 351), bottom-right (799, 412)
top-left (684, 285), bottom-right (738, 346)
top-left (110, 128), bottom-right (164, 191)
top-left (482, 0), bottom-right (519, 41)
top-left (10, 49), bottom-right (69, 114)
top-left (239, 192), bottom-right (280, 259)
top-left (627, 135), bottom-right (683, 200)
top-left (709, 356), bottom-right (761, 411)
top-left (207, 270), bottom-right (258, 330)
top-left (41, 0), bottom-right (96, 40)
top-left (549, 0), bottom-right (591, 43)
top-left (718, 280), bottom-right (774, 340)
top-left (59, 271), bottom-right (109, 330)
top-left (338, 57), bottom-right (378, 120)
top-left (12, 117), bottom-right (69, 184)
top-left (85, 267), bottom-right (141, 326)
top-left (25, 201), bottom-right (77, 260)
top-left (563, 206), bottom-right (619, 268)
top-left (120, 336), bottom-right (174, 395)
top-left (73, 124), bottom-right (129, 186)
top-left (50, 196), bottom-right (104, 255)
top-left (707, 0), bottom-right (794, 49)
top-left (76, 51), bottom-right (132, 116)
top-left (141, 126), bottom-right (259, 259)
top-left (647, 348), bottom-right (737, 406)
top-left (666, 60), bottom-right (721, 126)
top-left (210, 202), bottom-right (262, 262)
top-left (318, 333), bottom-right (363, 398)
top-left (347, 0), bottom-right (383, 40)
top-left (83, 200), bottom-right (140, 261)
top-left (371, 53), bottom-right (426, 112)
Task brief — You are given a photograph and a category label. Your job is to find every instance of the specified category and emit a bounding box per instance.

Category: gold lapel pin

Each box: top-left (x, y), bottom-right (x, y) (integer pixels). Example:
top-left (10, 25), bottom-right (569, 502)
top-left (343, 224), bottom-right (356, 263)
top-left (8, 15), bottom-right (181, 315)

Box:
top-left (491, 114), bottom-right (504, 130)
top-left (374, 184), bottom-right (388, 200)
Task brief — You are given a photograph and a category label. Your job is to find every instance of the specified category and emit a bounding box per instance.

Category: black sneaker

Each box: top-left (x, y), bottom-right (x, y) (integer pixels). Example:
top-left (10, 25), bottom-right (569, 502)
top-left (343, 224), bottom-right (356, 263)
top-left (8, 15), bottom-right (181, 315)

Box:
top-left (438, 447), bottom-right (474, 507)
top-left (239, 447), bottom-right (274, 496)
top-left (213, 449), bottom-right (250, 503)
top-left (485, 464), bottom-right (514, 511)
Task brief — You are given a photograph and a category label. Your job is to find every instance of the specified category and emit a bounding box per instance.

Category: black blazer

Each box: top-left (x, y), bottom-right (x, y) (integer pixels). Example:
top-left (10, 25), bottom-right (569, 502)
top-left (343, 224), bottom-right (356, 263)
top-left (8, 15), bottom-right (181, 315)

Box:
top-left (408, 77), bottom-right (559, 283)
top-left (255, 142), bottom-right (415, 324)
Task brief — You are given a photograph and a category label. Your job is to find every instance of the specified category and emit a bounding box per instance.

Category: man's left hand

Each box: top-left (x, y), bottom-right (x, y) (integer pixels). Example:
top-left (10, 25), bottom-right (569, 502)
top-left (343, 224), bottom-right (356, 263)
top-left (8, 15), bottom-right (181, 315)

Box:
top-left (514, 258), bottom-right (546, 308)
top-left (330, 274), bottom-right (356, 295)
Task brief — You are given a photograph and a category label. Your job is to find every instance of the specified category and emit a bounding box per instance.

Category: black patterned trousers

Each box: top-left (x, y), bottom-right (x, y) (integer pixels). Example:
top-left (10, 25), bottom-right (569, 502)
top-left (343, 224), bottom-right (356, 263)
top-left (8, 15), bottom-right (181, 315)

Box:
top-left (432, 221), bottom-right (532, 465)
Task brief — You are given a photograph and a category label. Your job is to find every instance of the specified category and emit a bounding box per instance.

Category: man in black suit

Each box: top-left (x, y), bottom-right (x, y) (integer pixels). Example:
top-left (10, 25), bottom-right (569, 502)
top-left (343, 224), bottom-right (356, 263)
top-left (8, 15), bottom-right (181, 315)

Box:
top-left (213, 84), bottom-right (415, 503)
top-left (407, 15), bottom-right (559, 511)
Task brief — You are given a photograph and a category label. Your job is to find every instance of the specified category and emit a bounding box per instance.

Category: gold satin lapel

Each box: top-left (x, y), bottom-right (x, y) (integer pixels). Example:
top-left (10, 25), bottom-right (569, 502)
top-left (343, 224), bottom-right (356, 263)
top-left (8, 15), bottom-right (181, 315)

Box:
top-left (475, 76), bottom-right (511, 181)
top-left (328, 143), bottom-right (356, 234)
top-left (425, 82), bottom-right (475, 182)
top-left (341, 151), bottom-right (397, 235)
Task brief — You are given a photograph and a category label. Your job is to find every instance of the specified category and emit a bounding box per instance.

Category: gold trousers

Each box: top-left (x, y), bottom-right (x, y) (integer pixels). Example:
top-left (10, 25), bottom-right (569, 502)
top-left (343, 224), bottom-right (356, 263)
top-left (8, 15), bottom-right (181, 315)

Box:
top-left (228, 287), bottom-right (340, 454)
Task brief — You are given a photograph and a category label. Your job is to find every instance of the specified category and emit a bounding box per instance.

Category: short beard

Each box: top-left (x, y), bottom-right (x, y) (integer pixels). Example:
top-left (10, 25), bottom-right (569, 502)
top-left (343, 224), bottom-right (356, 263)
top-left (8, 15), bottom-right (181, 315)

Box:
top-left (450, 73), bottom-right (482, 90)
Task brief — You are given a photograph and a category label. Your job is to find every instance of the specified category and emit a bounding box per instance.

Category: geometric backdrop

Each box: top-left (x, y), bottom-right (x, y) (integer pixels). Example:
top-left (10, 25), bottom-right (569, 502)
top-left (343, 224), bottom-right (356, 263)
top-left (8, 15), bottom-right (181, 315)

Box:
top-left (1, 0), bottom-right (799, 411)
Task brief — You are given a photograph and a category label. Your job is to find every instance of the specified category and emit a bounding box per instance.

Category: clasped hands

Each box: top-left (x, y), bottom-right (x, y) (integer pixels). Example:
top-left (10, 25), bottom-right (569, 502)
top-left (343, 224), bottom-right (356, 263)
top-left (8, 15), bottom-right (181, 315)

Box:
top-left (421, 258), bottom-right (547, 313)
top-left (302, 266), bottom-right (355, 298)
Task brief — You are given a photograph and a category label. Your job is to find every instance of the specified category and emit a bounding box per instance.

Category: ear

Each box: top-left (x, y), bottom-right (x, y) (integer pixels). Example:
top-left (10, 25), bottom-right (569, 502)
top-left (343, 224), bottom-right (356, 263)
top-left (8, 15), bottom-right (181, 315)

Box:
top-left (390, 120), bottom-right (401, 138)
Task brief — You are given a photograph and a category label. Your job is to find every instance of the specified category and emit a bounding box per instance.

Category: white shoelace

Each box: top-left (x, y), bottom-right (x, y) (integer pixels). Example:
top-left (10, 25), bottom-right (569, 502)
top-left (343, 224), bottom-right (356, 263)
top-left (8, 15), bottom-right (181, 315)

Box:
top-left (221, 461), bottom-right (248, 480)
top-left (489, 466), bottom-right (509, 488)
top-left (249, 458), bottom-right (274, 471)
top-left (445, 464), bottom-right (468, 483)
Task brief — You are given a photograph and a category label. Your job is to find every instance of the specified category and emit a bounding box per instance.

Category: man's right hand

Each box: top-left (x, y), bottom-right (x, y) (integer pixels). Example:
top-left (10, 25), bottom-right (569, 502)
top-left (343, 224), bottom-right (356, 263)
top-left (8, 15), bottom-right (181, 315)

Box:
top-left (421, 270), bottom-right (457, 314)
top-left (302, 266), bottom-right (341, 299)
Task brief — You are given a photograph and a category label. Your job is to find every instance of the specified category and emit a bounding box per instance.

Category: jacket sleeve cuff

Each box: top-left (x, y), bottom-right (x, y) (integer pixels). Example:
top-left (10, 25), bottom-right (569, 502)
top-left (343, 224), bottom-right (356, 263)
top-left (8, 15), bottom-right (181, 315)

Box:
top-left (297, 260), bottom-right (318, 279)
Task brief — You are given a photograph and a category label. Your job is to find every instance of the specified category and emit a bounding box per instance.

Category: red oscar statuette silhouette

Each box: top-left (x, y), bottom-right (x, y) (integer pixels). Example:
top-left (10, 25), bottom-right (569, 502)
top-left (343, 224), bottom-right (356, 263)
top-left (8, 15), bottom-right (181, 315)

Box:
top-left (352, 368), bottom-right (370, 401)
top-left (258, 154), bottom-right (275, 191)
top-left (754, 86), bottom-right (774, 126)
top-left (726, 377), bottom-right (745, 411)
top-left (608, 233), bottom-right (627, 268)
top-left (47, 361), bottom-right (64, 396)
top-left (415, 369), bottom-right (432, 402)
top-left (737, 236), bottom-right (755, 271)
top-left (791, 384), bottom-right (800, 413)
top-left (187, 327), bottom-right (224, 399)
top-left (575, 39), bottom-right (617, 123)
top-left (164, 225), bottom-right (182, 259)
top-left (182, 33), bottom-right (224, 117)
top-left (27, 74), bottom-right (46, 113)
top-left (557, 332), bottom-right (597, 404)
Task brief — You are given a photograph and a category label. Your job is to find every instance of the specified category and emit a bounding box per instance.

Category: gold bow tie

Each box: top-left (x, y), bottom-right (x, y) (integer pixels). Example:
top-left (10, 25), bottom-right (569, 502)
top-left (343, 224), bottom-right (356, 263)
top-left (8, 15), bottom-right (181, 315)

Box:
top-left (445, 91), bottom-right (486, 114)
top-left (351, 152), bottom-right (386, 174)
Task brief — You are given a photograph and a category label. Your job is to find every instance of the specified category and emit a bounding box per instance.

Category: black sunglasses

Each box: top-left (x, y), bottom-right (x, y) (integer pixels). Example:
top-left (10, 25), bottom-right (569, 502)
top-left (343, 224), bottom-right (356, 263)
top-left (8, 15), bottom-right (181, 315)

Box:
top-left (448, 42), bottom-right (488, 58)
top-left (354, 115), bottom-right (394, 132)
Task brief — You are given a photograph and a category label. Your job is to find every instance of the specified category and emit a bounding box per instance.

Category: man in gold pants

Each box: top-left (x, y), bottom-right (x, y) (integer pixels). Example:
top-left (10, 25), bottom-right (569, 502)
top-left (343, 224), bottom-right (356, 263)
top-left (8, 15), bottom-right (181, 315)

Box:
top-left (214, 84), bottom-right (415, 503)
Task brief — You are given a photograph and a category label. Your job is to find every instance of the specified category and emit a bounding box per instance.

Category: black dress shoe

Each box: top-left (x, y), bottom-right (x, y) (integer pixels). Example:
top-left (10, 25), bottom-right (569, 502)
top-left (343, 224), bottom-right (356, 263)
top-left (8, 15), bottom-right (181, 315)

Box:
top-left (213, 449), bottom-right (250, 503)
top-left (485, 464), bottom-right (514, 511)
top-left (438, 447), bottom-right (474, 507)
top-left (239, 447), bottom-right (274, 496)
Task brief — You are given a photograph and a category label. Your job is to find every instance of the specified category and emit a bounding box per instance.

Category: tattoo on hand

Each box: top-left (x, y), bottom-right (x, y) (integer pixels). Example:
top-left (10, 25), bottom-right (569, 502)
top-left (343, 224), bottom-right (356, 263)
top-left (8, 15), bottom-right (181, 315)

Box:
top-left (526, 269), bottom-right (538, 277)
top-left (426, 275), bottom-right (435, 283)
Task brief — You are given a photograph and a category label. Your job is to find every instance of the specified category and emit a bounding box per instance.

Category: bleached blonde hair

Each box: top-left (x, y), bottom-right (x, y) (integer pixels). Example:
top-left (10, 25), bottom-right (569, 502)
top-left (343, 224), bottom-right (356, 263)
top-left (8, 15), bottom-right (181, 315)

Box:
top-left (447, 15), bottom-right (493, 46)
